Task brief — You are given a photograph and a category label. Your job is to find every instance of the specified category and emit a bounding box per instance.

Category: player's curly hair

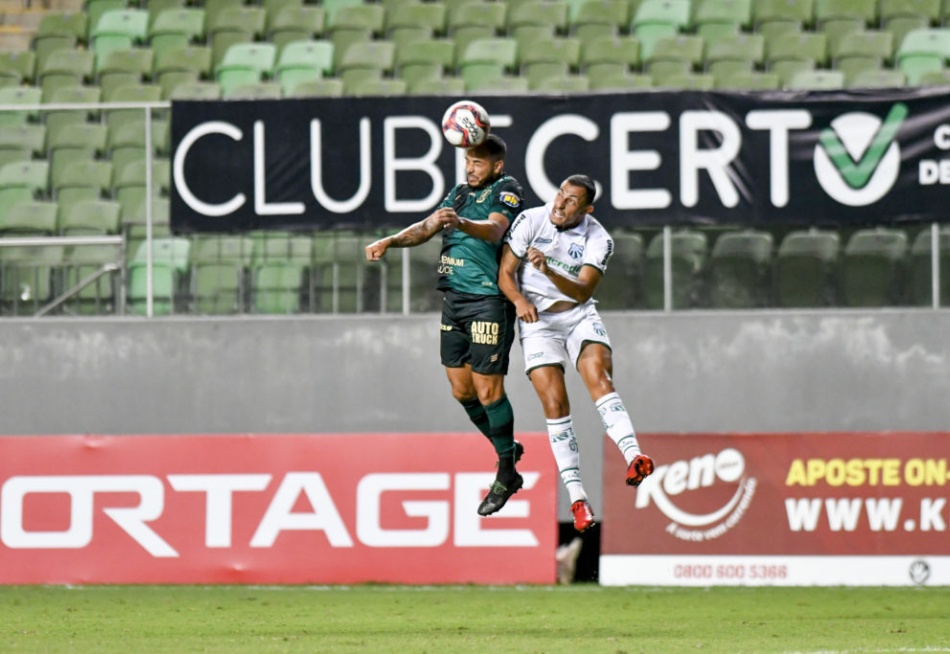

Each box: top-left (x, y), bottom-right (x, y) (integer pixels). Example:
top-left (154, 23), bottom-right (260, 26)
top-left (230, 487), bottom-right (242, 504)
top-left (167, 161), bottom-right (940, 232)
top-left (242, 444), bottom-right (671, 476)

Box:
top-left (565, 174), bottom-right (596, 205)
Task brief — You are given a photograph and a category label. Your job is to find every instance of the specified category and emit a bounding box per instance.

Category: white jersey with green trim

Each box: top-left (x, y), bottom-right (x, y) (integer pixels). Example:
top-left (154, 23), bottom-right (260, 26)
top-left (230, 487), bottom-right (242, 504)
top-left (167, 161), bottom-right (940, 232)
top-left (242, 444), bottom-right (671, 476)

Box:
top-left (505, 203), bottom-right (614, 312)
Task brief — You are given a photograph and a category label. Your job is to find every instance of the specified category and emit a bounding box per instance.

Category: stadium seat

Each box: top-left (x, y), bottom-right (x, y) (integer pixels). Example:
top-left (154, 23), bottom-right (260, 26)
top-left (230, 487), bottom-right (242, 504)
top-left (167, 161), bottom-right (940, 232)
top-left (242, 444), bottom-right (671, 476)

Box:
top-left (908, 227), bottom-right (950, 306)
top-left (96, 47), bottom-right (155, 99)
top-left (0, 199), bottom-right (58, 236)
top-left (831, 30), bottom-right (894, 66)
top-left (643, 229), bottom-right (708, 309)
top-left (519, 37), bottom-right (582, 89)
top-left (879, 0), bottom-right (941, 24)
top-left (840, 227), bottom-right (909, 307)
top-left (169, 80), bottom-right (223, 100)
top-left (127, 235), bottom-right (190, 314)
top-left (337, 41), bottom-right (396, 88)
top-left (0, 160), bottom-right (50, 199)
top-left (148, 8), bottom-right (206, 54)
top-left (52, 159), bottom-right (114, 210)
top-left (814, 0), bottom-right (878, 28)
top-left (631, 0), bottom-right (691, 32)
top-left (216, 42), bottom-right (277, 96)
top-left (570, 0), bottom-right (629, 44)
top-left (33, 35), bottom-right (78, 75)
top-left (896, 28), bottom-right (950, 83)
top-left (717, 70), bottom-right (781, 88)
top-left (268, 6), bottom-right (326, 54)
top-left (38, 48), bottom-right (95, 100)
top-left (774, 228), bottom-right (840, 307)
top-left (457, 37), bottom-right (518, 87)
top-left (285, 78), bottom-right (344, 97)
top-left (704, 33), bottom-right (766, 84)
top-left (595, 229), bottom-right (643, 310)
top-left (274, 40), bottom-right (334, 95)
top-left (0, 51), bottom-right (36, 86)
top-left (707, 229), bottom-right (774, 308)
top-left (395, 40), bottom-right (455, 88)
top-left (0, 87), bottom-right (43, 127)
top-left (407, 77), bottom-right (467, 95)
top-left (693, 0), bottom-right (753, 35)
top-left (786, 69), bottom-right (846, 88)
top-left (387, 2), bottom-right (447, 43)
top-left (202, 0), bottom-right (244, 28)
top-left (252, 261), bottom-right (307, 313)
top-left (104, 85), bottom-right (163, 134)
top-left (531, 73), bottom-right (591, 91)
top-left (61, 242), bottom-right (123, 315)
top-left (42, 85), bottom-right (101, 141)
top-left (59, 198), bottom-right (121, 236)
top-left (345, 78), bottom-right (408, 96)
top-left (154, 45), bottom-right (212, 99)
top-left (326, 4), bottom-right (386, 67)
top-left (208, 5), bottom-right (267, 41)
top-left (34, 11), bottom-right (89, 46)
top-left (507, 0), bottom-right (568, 46)
top-left (918, 68), bottom-right (950, 83)
top-left (579, 36), bottom-right (641, 78)
top-left (0, 124), bottom-right (46, 161)
top-left (189, 234), bottom-right (254, 314)
top-left (659, 71), bottom-right (716, 88)
top-left (209, 29), bottom-right (255, 72)
top-left (848, 68), bottom-right (907, 86)
top-left (321, 0), bottom-right (365, 24)
top-left (884, 16), bottom-right (930, 53)
top-left (587, 71), bottom-right (654, 90)
top-left (90, 9), bottom-right (149, 66)
top-left (0, 243), bottom-right (66, 313)
top-left (47, 123), bottom-right (108, 187)
top-left (146, 0), bottom-right (188, 29)
top-left (766, 30), bottom-right (829, 69)
top-left (226, 82), bottom-right (283, 99)
top-left (448, 1), bottom-right (507, 57)
top-left (86, 0), bottom-right (128, 40)
top-left (753, 0), bottom-right (814, 31)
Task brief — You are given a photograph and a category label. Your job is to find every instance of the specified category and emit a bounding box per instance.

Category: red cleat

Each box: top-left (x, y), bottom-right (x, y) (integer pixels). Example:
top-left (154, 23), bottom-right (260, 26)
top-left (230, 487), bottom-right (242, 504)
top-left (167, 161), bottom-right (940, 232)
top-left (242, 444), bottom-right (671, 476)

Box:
top-left (571, 500), bottom-right (596, 533)
top-left (625, 454), bottom-right (655, 487)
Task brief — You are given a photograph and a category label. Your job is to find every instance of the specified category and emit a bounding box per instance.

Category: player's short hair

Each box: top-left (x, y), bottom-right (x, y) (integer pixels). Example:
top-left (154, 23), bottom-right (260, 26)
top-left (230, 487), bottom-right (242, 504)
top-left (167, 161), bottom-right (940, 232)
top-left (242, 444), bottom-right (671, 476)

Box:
top-left (565, 174), bottom-right (596, 205)
top-left (470, 133), bottom-right (507, 161)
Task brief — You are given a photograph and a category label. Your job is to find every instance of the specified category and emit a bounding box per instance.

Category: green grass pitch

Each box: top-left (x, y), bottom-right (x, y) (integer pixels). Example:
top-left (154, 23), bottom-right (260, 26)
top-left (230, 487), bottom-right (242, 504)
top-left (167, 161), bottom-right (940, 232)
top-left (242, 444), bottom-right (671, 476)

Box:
top-left (1, 585), bottom-right (947, 653)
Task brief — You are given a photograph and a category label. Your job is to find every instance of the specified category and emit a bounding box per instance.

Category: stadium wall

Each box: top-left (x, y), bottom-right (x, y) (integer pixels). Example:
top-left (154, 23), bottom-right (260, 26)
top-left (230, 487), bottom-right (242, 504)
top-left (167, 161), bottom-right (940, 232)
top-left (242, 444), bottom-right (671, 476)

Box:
top-left (1, 310), bottom-right (947, 517)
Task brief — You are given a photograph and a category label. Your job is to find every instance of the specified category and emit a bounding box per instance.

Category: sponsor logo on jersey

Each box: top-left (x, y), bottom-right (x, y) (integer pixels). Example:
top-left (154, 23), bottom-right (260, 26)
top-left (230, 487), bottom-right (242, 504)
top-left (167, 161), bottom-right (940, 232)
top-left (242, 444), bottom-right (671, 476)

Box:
top-left (500, 192), bottom-right (521, 208)
top-left (534, 237), bottom-right (552, 245)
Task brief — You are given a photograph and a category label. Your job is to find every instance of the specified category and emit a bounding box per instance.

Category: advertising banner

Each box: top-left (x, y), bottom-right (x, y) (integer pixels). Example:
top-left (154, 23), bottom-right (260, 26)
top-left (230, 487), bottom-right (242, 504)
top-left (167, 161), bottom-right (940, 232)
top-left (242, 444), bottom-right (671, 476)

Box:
top-left (170, 89), bottom-right (950, 233)
top-left (601, 433), bottom-right (950, 586)
top-left (0, 433), bottom-right (556, 585)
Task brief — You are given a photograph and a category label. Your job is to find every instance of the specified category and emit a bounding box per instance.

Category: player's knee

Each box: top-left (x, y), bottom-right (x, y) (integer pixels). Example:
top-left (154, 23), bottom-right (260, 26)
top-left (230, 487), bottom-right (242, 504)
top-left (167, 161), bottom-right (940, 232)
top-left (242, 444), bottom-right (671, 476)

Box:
top-left (540, 396), bottom-right (570, 419)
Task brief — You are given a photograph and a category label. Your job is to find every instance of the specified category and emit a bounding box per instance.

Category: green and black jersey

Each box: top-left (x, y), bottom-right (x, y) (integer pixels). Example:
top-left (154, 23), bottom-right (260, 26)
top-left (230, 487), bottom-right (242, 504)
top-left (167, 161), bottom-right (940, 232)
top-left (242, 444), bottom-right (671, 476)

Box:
top-left (436, 174), bottom-right (524, 296)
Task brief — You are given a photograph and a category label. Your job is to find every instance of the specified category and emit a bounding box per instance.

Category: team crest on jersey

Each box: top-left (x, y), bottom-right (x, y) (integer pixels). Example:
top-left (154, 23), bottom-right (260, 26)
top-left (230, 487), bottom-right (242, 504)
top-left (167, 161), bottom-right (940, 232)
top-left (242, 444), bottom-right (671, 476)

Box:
top-left (500, 192), bottom-right (521, 208)
top-left (568, 243), bottom-right (584, 259)
top-left (476, 189), bottom-right (491, 203)
top-left (593, 322), bottom-right (606, 337)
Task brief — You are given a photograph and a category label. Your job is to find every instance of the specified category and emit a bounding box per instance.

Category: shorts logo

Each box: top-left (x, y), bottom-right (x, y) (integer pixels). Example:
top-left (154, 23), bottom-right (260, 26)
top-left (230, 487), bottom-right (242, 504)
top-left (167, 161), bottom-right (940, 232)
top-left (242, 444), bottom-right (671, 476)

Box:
top-left (527, 352), bottom-right (544, 361)
top-left (490, 354), bottom-right (499, 362)
top-left (568, 243), bottom-right (584, 260)
top-left (470, 321), bottom-right (499, 345)
top-left (500, 192), bottom-right (521, 208)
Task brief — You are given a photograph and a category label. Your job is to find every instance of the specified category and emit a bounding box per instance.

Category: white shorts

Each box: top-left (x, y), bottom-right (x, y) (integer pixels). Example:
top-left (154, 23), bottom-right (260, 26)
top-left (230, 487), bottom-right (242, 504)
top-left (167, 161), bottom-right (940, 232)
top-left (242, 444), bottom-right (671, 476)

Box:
top-left (519, 302), bottom-right (612, 373)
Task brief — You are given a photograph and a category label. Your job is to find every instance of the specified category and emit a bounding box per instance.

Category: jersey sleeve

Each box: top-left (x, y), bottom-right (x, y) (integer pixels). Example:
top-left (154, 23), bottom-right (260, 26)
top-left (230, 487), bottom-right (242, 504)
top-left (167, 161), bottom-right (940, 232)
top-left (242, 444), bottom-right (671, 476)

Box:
top-left (504, 210), bottom-right (533, 258)
top-left (439, 185), bottom-right (461, 210)
top-left (488, 177), bottom-right (524, 222)
top-left (584, 224), bottom-right (613, 273)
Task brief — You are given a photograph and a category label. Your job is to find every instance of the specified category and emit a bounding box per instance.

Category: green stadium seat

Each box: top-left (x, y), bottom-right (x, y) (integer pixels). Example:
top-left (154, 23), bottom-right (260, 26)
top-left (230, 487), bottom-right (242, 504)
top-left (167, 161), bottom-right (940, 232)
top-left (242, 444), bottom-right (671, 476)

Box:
top-left (96, 47), bottom-right (155, 100)
top-left (707, 229), bottom-right (774, 308)
top-left (43, 85), bottom-right (101, 143)
top-left (831, 30), bottom-right (894, 65)
top-left (154, 45), bottom-right (212, 98)
top-left (766, 30), bottom-right (828, 68)
top-left (848, 68), bottom-right (907, 86)
top-left (448, 2), bottom-right (507, 58)
top-left (571, 0), bottom-right (629, 44)
top-left (519, 36), bottom-right (582, 88)
top-left (216, 42), bottom-right (278, 95)
top-left (190, 262), bottom-right (247, 313)
top-left (252, 231), bottom-right (313, 265)
top-left (646, 34), bottom-right (704, 74)
top-left (268, 6), bottom-right (326, 54)
top-left (458, 37), bottom-right (519, 86)
top-left (86, 0), bottom-right (129, 39)
top-left (693, 0), bottom-right (753, 33)
top-left (345, 78), bottom-right (408, 96)
top-left (0, 242), bottom-right (65, 312)
top-left (252, 261), bottom-right (306, 313)
top-left (879, 0), bottom-right (941, 24)
top-left (61, 242), bottom-right (123, 315)
top-left (90, 9), bottom-right (150, 66)
top-left (531, 73), bottom-right (591, 91)
top-left (127, 236), bottom-right (190, 315)
top-left (774, 228), bottom-right (839, 307)
top-left (148, 8), bottom-right (206, 54)
top-left (33, 35), bottom-right (78, 75)
top-left (0, 124), bottom-right (46, 160)
top-left (262, 0), bottom-right (303, 28)
top-left (321, 0), bottom-right (366, 24)
top-left (705, 33), bottom-right (766, 84)
top-left (0, 160), bottom-right (49, 199)
top-left (896, 28), bottom-right (950, 83)
top-left (918, 67), bottom-right (950, 83)
top-left (47, 122), bottom-right (108, 188)
top-left (59, 198), bottom-right (121, 236)
top-left (908, 227), bottom-right (950, 306)
top-left (507, 0), bottom-right (568, 45)
top-left (38, 48), bottom-right (95, 100)
top-left (0, 87), bottom-right (43, 127)
top-left (208, 6), bottom-right (267, 41)
top-left (34, 11), bottom-right (89, 45)
top-left (395, 39), bottom-right (455, 88)
top-left (168, 80), bottom-right (223, 100)
top-left (753, 0), bottom-right (814, 30)
top-left (819, 17), bottom-right (865, 55)
top-left (146, 0), bottom-right (188, 29)
top-left (387, 2), bottom-right (447, 42)
top-left (659, 71), bottom-right (716, 88)
top-left (579, 36), bottom-right (641, 78)
top-left (202, 0), bottom-right (244, 28)
top-left (595, 229), bottom-right (643, 310)
top-left (588, 70), bottom-right (654, 89)
top-left (786, 69), bottom-right (846, 88)
top-left (285, 78), bottom-right (344, 97)
top-left (275, 40), bottom-right (334, 93)
top-left (226, 82), bottom-right (284, 99)
top-left (53, 159), bottom-right (114, 210)
top-left (209, 31), bottom-right (254, 72)
top-left (0, 51), bottom-right (36, 86)
top-left (717, 70), bottom-right (781, 88)
top-left (814, 0), bottom-right (878, 28)
top-left (643, 229), bottom-right (708, 309)
top-left (407, 76), bottom-right (467, 94)
top-left (840, 227), bottom-right (909, 307)
top-left (0, 199), bottom-right (58, 236)
top-left (337, 41), bottom-right (396, 88)
top-left (883, 16), bottom-right (930, 52)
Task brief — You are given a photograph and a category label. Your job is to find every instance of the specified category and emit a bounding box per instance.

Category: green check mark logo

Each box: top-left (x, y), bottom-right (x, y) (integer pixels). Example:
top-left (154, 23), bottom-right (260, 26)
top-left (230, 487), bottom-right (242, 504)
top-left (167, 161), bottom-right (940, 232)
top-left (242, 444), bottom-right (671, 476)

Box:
top-left (818, 103), bottom-right (908, 189)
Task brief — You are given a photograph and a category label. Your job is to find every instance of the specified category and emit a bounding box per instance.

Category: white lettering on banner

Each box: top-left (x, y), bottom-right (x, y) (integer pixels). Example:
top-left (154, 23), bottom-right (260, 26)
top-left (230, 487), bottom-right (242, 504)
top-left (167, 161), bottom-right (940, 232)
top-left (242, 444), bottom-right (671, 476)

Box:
top-left (785, 497), bottom-right (948, 532)
top-left (919, 159), bottom-right (950, 184)
top-left (454, 472), bottom-right (540, 547)
top-left (356, 473), bottom-right (450, 547)
top-left (173, 121), bottom-right (246, 217)
top-left (310, 118), bottom-right (371, 213)
top-left (383, 117), bottom-right (444, 213)
top-left (250, 472), bottom-right (355, 548)
top-left (610, 112), bottom-right (672, 209)
top-left (934, 125), bottom-right (950, 150)
top-left (525, 115), bottom-right (600, 203)
top-left (680, 110), bottom-right (742, 208)
top-left (254, 121), bottom-right (304, 215)
top-left (1, 475), bottom-right (177, 557)
top-left (167, 474), bottom-right (271, 548)
top-left (745, 110), bottom-right (812, 207)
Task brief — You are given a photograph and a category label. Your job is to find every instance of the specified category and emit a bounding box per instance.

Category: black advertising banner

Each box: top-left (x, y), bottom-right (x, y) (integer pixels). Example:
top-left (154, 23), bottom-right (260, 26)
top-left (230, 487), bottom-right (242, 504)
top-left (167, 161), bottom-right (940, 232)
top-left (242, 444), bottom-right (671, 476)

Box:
top-left (169, 88), bottom-right (950, 233)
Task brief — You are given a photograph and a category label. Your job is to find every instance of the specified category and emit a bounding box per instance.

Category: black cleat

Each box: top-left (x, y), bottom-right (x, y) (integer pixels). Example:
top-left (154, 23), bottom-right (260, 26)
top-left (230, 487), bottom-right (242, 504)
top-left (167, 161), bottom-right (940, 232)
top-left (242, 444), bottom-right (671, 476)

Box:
top-left (477, 474), bottom-right (524, 516)
top-left (514, 440), bottom-right (524, 463)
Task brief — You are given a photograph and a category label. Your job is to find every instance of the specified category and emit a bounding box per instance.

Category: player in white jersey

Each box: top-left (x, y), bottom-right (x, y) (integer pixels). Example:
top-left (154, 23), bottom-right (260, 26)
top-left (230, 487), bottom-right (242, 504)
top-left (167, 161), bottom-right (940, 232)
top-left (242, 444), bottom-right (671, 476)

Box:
top-left (498, 175), bottom-right (654, 533)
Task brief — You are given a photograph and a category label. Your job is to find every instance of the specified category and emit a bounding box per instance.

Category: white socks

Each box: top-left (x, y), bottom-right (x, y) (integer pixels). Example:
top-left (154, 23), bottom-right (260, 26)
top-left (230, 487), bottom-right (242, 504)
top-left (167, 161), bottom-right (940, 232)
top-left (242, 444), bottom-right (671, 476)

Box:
top-left (596, 392), bottom-right (641, 465)
top-left (546, 416), bottom-right (587, 504)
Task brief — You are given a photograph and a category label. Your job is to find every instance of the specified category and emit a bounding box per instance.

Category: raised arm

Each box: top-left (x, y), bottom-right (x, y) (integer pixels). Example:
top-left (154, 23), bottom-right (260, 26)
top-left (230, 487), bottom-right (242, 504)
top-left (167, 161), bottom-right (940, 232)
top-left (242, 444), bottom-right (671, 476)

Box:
top-left (365, 208), bottom-right (451, 261)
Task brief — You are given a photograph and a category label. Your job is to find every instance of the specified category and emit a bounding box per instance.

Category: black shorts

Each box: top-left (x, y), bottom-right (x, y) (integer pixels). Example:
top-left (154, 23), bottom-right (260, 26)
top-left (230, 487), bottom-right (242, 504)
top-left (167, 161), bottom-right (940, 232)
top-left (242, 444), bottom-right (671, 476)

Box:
top-left (440, 290), bottom-right (516, 376)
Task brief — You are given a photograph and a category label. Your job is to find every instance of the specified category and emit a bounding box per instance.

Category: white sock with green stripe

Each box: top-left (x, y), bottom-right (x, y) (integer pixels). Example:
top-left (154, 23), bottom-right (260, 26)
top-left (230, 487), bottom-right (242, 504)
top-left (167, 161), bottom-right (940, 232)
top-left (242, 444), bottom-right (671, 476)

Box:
top-left (596, 392), bottom-right (641, 465)
top-left (547, 416), bottom-right (587, 504)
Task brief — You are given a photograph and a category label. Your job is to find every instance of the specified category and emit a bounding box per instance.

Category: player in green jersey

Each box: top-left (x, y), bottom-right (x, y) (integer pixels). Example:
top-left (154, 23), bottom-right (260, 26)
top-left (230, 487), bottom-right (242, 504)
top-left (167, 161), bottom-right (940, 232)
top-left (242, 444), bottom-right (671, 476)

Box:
top-left (365, 134), bottom-right (526, 516)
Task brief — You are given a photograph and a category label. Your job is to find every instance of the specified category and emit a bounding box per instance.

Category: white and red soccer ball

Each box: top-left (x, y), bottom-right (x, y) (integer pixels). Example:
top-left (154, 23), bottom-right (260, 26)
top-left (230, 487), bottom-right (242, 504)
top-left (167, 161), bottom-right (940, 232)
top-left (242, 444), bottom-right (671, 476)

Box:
top-left (441, 100), bottom-right (491, 148)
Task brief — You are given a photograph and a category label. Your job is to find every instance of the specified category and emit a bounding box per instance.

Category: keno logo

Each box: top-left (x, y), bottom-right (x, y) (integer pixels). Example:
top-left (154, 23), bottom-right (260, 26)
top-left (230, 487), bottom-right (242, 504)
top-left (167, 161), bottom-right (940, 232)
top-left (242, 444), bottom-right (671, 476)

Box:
top-left (634, 448), bottom-right (757, 542)
top-left (814, 103), bottom-right (907, 206)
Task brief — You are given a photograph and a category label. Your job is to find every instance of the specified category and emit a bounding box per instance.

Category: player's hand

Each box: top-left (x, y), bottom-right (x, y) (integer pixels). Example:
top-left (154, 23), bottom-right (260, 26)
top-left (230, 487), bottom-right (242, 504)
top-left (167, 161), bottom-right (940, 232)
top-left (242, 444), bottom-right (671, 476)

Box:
top-left (526, 247), bottom-right (548, 274)
top-left (515, 299), bottom-right (538, 324)
top-left (438, 207), bottom-right (461, 230)
top-left (365, 238), bottom-right (389, 261)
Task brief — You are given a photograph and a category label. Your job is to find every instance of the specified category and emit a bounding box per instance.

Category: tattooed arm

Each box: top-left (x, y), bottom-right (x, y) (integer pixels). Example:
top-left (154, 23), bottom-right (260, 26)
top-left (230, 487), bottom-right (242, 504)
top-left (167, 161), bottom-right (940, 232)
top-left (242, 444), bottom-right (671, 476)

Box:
top-left (365, 208), bottom-right (454, 261)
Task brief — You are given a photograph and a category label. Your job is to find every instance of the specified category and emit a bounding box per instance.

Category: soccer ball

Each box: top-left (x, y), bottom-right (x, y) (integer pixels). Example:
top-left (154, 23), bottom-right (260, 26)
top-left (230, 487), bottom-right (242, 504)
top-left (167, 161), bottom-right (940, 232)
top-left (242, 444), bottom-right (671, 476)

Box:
top-left (441, 100), bottom-right (491, 148)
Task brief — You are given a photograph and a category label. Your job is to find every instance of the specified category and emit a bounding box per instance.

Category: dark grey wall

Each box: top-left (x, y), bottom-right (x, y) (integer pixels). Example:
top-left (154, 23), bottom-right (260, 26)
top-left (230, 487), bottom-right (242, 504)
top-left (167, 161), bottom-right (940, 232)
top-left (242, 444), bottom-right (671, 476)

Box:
top-left (2, 310), bottom-right (948, 518)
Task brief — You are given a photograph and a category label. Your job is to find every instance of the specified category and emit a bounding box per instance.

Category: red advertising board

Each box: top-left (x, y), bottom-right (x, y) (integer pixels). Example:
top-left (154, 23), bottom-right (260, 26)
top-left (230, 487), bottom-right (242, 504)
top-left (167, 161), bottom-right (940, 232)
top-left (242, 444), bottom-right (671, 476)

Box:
top-left (0, 433), bottom-right (557, 585)
top-left (602, 433), bottom-right (950, 586)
